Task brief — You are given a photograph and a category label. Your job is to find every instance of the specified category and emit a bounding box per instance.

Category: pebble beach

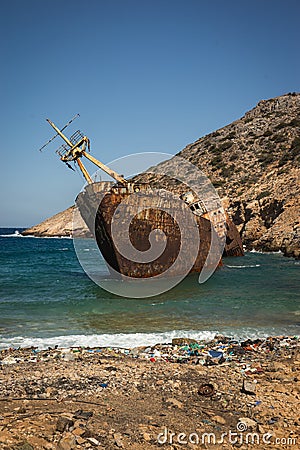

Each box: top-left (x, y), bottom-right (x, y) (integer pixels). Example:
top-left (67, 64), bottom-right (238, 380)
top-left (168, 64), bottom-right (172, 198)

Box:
top-left (0, 335), bottom-right (299, 449)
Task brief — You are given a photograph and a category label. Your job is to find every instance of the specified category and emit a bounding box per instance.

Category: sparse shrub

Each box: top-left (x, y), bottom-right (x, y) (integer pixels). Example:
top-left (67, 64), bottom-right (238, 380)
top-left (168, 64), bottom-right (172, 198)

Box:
top-left (272, 134), bottom-right (286, 143)
top-left (221, 165), bottom-right (234, 177)
top-left (275, 121), bottom-right (289, 130)
top-left (219, 141), bottom-right (233, 151)
top-left (289, 118), bottom-right (300, 127)
top-left (226, 131), bottom-right (236, 139)
top-left (263, 130), bottom-right (272, 137)
top-left (257, 190), bottom-right (271, 200)
top-left (291, 136), bottom-right (300, 152)
top-left (212, 180), bottom-right (224, 187)
top-left (258, 153), bottom-right (274, 165)
top-left (278, 152), bottom-right (290, 167)
top-left (211, 155), bottom-right (222, 166)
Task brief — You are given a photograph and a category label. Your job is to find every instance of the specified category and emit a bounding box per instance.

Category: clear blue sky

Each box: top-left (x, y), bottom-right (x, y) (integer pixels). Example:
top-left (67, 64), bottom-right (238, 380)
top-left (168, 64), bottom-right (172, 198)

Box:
top-left (1, 0), bottom-right (299, 227)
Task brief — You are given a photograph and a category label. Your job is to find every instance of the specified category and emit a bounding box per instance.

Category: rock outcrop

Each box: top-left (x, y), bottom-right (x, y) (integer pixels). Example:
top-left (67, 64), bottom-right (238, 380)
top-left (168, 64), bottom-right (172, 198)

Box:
top-left (22, 206), bottom-right (89, 237)
top-left (183, 93), bottom-right (300, 258)
top-left (23, 93), bottom-right (300, 258)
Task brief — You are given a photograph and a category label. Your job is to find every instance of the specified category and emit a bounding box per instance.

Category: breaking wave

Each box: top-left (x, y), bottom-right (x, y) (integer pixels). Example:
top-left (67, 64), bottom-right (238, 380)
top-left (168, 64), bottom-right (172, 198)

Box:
top-left (0, 329), bottom-right (276, 350)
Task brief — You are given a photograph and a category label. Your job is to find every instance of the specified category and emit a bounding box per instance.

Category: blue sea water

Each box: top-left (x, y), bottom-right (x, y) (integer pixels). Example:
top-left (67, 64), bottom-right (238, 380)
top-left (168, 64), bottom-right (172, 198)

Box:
top-left (0, 228), bottom-right (299, 349)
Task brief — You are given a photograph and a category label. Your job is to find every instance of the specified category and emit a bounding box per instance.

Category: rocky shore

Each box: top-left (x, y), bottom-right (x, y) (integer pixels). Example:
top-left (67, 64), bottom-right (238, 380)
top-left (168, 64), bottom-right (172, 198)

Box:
top-left (1, 335), bottom-right (299, 449)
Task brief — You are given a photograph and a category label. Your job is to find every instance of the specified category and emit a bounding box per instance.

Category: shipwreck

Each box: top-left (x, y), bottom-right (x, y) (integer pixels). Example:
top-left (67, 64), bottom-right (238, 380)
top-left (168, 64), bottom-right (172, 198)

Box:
top-left (40, 116), bottom-right (243, 279)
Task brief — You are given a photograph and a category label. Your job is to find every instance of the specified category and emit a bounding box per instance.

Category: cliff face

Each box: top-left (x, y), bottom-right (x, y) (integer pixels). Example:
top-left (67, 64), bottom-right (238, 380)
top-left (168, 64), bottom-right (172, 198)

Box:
top-left (23, 93), bottom-right (300, 258)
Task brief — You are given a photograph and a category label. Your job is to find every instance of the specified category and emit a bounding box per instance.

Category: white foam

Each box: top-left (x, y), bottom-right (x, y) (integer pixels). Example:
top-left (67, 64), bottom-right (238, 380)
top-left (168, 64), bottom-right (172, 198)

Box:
top-left (0, 230), bottom-right (22, 237)
top-left (0, 330), bottom-right (217, 350)
top-left (249, 249), bottom-right (283, 255)
top-left (0, 233), bottom-right (72, 239)
top-left (0, 328), bottom-right (276, 350)
top-left (225, 264), bottom-right (261, 268)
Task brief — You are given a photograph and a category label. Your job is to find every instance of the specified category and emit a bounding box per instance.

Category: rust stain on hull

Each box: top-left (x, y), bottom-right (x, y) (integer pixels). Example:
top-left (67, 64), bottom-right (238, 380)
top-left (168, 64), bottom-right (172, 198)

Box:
top-left (76, 182), bottom-right (244, 279)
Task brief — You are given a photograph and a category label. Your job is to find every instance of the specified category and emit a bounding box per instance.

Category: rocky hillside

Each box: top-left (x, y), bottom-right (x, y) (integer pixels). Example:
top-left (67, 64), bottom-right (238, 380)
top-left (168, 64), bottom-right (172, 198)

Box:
top-left (23, 93), bottom-right (300, 258)
top-left (184, 92), bottom-right (300, 258)
top-left (135, 92), bottom-right (300, 258)
top-left (22, 206), bottom-right (89, 237)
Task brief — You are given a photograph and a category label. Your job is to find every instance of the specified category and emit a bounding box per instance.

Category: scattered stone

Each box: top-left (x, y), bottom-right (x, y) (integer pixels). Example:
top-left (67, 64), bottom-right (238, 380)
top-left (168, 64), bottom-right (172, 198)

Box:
top-left (87, 437), bottom-right (101, 446)
top-left (114, 432), bottom-right (124, 448)
top-left (58, 433), bottom-right (76, 450)
top-left (14, 444), bottom-right (34, 450)
top-left (238, 417), bottom-right (258, 431)
top-left (143, 432), bottom-right (151, 441)
top-left (212, 415), bottom-right (226, 425)
top-left (75, 436), bottom-right (86, 445)
top-left (73, 409), bottom-right (93, 420)
top-left (172, 338), bottom-right (198, 346)
top-left (1, 356), bottom-right (18, 365)
top-left (15, 407), bottom-right (27, 414)
top-left (165, 398), bottom-right (183, 409)
top-left (72, 427), bottom-right (86, 436)
top-left (241, 379), bottom-right (257, 395)
top-left (0, 334), bottom-right (299, 449)
top-left (56, 416), bottom-right (74, 433)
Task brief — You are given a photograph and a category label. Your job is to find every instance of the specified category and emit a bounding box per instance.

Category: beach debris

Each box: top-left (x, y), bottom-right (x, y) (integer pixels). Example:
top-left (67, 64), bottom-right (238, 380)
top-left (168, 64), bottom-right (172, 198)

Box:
top-left (1, 335), bottom-right (299, 367)
top-left (205, 349), bottom-right (225, 365)
top-left (1, 356), bottom-right (19, 365)
top-left (87, 437), bottom-right (101, 446)
top-left (0, 334), bottom-right (299, 449)
top-left (198, 383), bottom-right (215, 397)
top-left (268, 417), bottom-right (279, 425)
top-left (56, 416), bottom-right (74, 432)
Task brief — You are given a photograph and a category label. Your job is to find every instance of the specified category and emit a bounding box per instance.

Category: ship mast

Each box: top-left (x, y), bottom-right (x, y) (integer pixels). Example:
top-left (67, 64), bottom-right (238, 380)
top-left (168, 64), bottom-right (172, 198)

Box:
top-left (41, 117), bottom-right (127, 185)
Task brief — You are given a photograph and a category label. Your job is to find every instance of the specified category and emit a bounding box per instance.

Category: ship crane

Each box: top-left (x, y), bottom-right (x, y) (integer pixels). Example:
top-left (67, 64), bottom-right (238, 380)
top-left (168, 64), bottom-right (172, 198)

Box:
top-left (39, 116), bottom-right (127, 185)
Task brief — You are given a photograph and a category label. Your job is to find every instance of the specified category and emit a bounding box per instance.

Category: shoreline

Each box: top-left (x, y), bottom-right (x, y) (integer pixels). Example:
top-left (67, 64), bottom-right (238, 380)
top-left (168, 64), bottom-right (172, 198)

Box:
top-left (1, 329), bottom-right (299, 352)
top-left (0, 333), bottom-right (300, 367)
top-left (1, 334), bottom-right (299, 364)
top-left (0, 335), bottom-right (299, 449)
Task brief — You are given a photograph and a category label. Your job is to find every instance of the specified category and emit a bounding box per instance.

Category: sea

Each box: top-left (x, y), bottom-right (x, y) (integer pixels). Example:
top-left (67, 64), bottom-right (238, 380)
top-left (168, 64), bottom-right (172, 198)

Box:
top-left (0, 228), bottom-right (299, 350)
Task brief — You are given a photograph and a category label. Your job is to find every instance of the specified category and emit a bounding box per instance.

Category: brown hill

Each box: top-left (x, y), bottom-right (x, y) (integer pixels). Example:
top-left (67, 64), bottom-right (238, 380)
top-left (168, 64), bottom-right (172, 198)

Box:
top-left (23, 93), bottom-right (300, 258)
top-left (134, 92), bottom-right (300, 258)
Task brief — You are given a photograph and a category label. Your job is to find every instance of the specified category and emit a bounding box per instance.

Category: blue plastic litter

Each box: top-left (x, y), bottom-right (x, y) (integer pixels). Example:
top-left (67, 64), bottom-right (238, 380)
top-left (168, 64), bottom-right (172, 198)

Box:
top-left (208, 350), bottom-right (224, 358)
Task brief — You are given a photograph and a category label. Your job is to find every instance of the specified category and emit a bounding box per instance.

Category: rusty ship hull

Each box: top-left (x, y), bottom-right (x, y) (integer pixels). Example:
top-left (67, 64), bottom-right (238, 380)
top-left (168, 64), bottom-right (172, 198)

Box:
top-left (76, 182), bottom-right (243, 279)
top-left (39, 116), bottom-right (243, 279)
